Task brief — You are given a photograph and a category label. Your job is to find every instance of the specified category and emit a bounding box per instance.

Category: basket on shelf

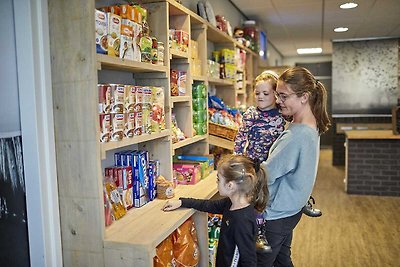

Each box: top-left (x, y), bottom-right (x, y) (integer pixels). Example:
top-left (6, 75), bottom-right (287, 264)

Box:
top-left (209, 122), bottom-right (238, 141)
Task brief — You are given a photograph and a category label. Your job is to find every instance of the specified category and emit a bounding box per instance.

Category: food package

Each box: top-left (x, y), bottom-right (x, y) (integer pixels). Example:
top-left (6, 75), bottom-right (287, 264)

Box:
top-left (154, 235), bottom-right (174, 267)
top-left (107, 12), bottom-right (121, 57)
top-left (172, 218), bottom-right (200, 267)
top-left (95, 9), bottom-right (108, 54)
top-left (103, 187), bottom-right (113, 226)
top-left (173, 164), bottom-right (201, 185)
top-left (104, 176), bottom-right (126, 220)
top-left (156, 176), bottom-right (174, 199)
top-left (151, 87), bottom-right (165, 132)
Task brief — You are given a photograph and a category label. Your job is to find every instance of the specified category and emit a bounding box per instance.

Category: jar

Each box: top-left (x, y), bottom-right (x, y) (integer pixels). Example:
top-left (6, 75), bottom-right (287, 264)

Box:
top-left (157, 41), bottom-right (164, 65)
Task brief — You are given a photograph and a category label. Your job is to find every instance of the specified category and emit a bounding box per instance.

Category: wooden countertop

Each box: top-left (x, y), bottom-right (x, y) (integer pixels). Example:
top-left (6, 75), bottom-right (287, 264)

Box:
top-left (345, 130), bottom-right (400, 140)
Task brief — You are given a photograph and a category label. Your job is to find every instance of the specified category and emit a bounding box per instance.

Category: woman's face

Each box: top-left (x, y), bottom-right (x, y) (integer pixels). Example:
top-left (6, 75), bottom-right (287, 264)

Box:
top-left (275, 81), bottom-right (303, 116)
top-left (254, 81), bottom-right (276, 111)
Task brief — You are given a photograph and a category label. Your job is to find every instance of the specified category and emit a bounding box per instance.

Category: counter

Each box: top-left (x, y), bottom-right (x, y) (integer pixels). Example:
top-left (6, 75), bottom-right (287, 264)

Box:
top-left (344, 130), bottom-right (400, 196)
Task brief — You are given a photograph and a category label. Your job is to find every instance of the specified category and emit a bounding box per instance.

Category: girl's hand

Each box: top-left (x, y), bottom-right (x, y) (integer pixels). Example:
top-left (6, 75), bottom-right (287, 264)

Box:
top-left (162, 200), bottom-right (182, 211)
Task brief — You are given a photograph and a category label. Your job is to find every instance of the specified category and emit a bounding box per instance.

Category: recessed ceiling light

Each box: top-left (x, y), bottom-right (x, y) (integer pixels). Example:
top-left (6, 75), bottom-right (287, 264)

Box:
top-left (340, 2), bottom-right (358, 9)
top-left (297, 48), bottom-right (322, 54)
top-left (334, 27), bottom-right (349, 32)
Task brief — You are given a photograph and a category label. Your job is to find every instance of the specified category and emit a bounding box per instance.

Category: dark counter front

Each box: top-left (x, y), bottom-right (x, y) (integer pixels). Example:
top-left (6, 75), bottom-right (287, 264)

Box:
top-left (345, 130), bottom-right (400, 196)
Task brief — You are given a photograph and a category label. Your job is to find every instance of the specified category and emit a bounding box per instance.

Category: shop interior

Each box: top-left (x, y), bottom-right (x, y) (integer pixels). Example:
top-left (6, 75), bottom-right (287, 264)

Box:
top-left (1, 0), bottom-right (399, 266)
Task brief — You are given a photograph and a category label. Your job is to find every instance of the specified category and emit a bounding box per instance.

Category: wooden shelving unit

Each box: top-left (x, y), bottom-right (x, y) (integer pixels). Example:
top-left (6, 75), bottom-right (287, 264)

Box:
top-left (49, 0), bottom-right (258, 266)
top-left (208, 135), bottom-right (234, 151)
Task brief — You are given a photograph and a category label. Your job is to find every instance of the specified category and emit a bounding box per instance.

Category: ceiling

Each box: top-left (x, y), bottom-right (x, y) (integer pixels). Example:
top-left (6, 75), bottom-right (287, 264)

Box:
top-left (231, 0), bottom-right (400, 57)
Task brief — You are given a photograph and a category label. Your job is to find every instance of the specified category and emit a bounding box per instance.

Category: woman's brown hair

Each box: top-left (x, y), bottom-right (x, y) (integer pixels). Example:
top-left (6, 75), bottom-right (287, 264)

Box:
top-left (279, 67), bottom-right (331, 134)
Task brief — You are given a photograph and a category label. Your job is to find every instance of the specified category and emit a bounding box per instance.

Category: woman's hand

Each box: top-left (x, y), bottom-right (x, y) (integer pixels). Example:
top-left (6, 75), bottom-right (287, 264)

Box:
top-left (162, 200), bottom-right (182, 211)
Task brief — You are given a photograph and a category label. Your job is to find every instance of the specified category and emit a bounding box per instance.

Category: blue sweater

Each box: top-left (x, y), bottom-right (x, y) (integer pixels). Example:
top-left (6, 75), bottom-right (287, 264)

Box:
top-left (262, 123), bottom-right (320, 220)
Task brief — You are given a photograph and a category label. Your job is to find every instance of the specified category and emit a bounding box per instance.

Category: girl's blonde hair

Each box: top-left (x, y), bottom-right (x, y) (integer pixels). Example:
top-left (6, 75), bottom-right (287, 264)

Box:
top-left (217, 154), bottom-right (268, 212)
top-left (279, 67), bottom-right (331, 134)
top-left (254, 70), bottom-right (279, 90)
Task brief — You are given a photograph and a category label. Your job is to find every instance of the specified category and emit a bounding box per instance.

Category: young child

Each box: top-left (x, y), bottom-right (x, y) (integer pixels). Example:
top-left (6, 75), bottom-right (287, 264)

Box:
top-left (234, 70), bottom-right (285, 162)
top-left (163, 154), bottom-right (268, 267)
top-left (234, 70), bottom-right (285, 253)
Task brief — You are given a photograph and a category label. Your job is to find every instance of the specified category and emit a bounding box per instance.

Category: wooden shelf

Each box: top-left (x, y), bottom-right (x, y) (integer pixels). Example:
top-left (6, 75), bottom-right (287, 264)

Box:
top-left (97, 54), bottom-right (168, 73)
top-left (173, 134), bottom-right (208, 150)
top-left (208, 77), bottom-right (234, 86)
top-left (236, 89), bottom-right (246, 95)
top-left (170, 49), bottom-right (190, 59)
top-left (171, 96), bottom-right (191, 104)
top-left (192, 75), bottom-right (207, 82)
top-left (100, 130), bottom-right (171, 159)
top-left (206, 23), bottom-right (235, 44)
top-left (104, 171), bottom-right (218, 257)
top-left (208, 135), bottom-right (234, 150)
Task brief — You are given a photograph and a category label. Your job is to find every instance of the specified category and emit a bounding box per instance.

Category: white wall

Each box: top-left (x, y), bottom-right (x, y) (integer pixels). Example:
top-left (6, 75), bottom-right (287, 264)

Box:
top-left (0, 0), bottom-right (20, 137)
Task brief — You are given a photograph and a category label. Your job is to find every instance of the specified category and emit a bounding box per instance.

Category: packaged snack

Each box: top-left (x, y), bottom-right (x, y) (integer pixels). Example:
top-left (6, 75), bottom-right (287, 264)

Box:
top-left (110, 84), bottom-right (125, 113)
top-left (111, 113), bottom-right (125, 141)
top-left (154, 235), bottom-right (174, 267)
top-left (107, 13), bottom-right (121, 57)
top-left (104, 176), bottom-right (126, 220)
top-left (173, 164), bottom-right (201, 185)
top-left (98, 83), bottom-right (111, 114)
top-left (103, 186), bottom-right (113, 226)
top-left (99, 114), bottom-right (111, 142)
top-left (177, 71), bottom-right (186, 96)
top-left (95, 10), bottom-right (108, 54)
top-left (151, 87), bottom-right (165, 132)
top-left (156, 176), bottom-right (174, 199)
top-left (172, 218), bottom-right (200, 267)
top-left (125, 112), bottom-right (135, 138)
top-left (170, 69), bottom-right (179, 96)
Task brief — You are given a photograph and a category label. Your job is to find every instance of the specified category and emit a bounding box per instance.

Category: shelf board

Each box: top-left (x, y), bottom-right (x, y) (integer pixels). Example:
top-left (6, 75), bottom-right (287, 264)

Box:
top-left (173, 134), bottom-right (208, 150)
top-left (236, 89), bottom-right (246, 95)
top-left (208, 77), bottom-right (234, 86)
top-left (206, 23), bottom-right (234, 44)
top-left (101, 130), bottom-right (171, 159)
top-left (97, 54), bottom-right (168, 73)
top-left (208, 135), bottom-right (234, 150)
top-left (170, 49), bottom-right (189, 59)
top-left (104, 171), bottom-right (218, 250)
top-left (171, 95), bottom-right (191, 104)
top-left (192, 75), bottom-right (207, 82)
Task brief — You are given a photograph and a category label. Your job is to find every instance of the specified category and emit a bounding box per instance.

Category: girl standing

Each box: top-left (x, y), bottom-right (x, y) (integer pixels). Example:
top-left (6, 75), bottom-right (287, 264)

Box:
top-left (163, 154), bottom-right (268, 267)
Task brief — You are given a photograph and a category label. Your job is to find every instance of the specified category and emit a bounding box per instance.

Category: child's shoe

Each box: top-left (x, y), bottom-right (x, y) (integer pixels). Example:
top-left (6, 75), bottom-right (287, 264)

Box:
top-left (256, 233), bottom-right (272, 253)
top-left (302, 196), bottom-right (322, 217)
top-left (256, 221), bottom-right (272, 253)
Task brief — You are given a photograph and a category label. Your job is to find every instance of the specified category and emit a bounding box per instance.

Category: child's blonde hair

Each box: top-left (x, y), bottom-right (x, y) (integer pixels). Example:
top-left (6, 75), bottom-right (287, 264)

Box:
top-left (254, 70), bottom-right (279, 90)
top-left (217, 154), bottom-right (268, 212)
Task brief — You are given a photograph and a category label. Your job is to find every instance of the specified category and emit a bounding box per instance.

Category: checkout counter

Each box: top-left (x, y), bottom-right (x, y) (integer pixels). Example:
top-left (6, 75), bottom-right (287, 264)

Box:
top-left (344, 129), bottom-right (400, 196)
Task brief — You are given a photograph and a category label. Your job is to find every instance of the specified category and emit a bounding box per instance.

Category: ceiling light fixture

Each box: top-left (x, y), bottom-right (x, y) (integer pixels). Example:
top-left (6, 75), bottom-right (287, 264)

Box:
top-left (340, 2), bottom-right (358, 9)
top-left (334, 27), bottom-right (349, 32)
top-left (297, 48), bottom-right (322, 55)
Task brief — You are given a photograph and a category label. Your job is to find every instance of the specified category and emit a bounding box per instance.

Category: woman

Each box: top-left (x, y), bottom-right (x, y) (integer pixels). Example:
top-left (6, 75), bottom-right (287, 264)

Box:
top-left (258, 67), bottom-right (331, 266)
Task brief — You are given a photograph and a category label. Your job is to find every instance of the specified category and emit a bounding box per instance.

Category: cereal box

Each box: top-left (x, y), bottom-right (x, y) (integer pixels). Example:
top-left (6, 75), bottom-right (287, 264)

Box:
top-left (111, 113), bottom-right (125, 141)
top-left (98, 84), bottom-right (111, 114)
top-left (110, 84), bottom-right (125, 113)
top-left (99, 114), bottom-right (111, 142)
top-left (124, 85), bottom-right (135, 113)
top-left (107, 13), bottom-right (121, 57)
top-left (132, 22), bottom-right (142, 62)
top-left (95, 10), bottom-right (108, 54)
top-left (120, 34), bottom-right (134, 60)
top-left (134, 112), bottom-right (143, 136)
top-left (134, 86), bottom-right (143, 112)
top-left (173, 164), bottom-right (201, 185)
top-left (125, 112), bottom-right (135, 138)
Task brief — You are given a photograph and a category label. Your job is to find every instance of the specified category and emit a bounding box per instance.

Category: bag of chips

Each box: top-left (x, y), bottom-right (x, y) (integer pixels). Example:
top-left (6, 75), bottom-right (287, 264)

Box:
top-left (154, 234), bottom-right (174, 267)
top-left (172, 218), bottom-right (200, 267)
